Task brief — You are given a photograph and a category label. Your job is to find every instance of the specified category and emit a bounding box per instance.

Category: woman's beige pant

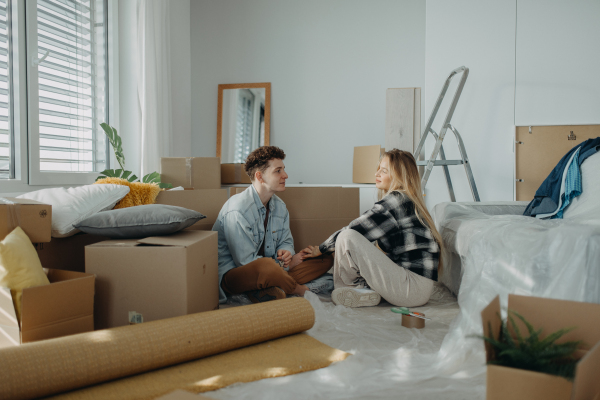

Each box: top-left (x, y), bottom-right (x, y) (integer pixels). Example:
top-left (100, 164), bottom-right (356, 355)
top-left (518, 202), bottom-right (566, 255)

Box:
top-left (333, 229), bottom-right (434, 307)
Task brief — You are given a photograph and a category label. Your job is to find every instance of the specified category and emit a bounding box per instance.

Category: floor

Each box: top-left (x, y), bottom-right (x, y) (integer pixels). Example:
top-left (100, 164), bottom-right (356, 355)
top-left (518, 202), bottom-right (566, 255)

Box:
top-left (209, 284), bottom-right (487, 400)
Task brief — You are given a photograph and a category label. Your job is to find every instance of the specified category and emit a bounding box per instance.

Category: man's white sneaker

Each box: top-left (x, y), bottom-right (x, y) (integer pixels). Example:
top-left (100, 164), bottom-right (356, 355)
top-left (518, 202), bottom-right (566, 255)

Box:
top-left (331, 287), bottom-right (381, 308)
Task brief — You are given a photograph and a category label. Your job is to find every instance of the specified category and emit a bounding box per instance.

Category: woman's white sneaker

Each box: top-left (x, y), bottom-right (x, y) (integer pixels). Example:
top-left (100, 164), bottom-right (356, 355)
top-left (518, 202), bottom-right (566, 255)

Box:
top-left (331, 287), bottom-right (381, 308)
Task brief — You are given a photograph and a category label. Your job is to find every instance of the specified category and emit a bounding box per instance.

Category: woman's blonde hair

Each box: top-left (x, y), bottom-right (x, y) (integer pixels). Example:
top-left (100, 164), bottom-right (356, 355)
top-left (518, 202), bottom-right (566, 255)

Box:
top-left (377, 149), bottom-right (444, 273)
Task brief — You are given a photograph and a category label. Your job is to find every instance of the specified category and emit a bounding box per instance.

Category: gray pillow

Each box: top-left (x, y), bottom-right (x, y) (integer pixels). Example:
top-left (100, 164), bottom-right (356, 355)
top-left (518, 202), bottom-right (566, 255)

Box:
top-left (74, 204), bottom-right (206, 238)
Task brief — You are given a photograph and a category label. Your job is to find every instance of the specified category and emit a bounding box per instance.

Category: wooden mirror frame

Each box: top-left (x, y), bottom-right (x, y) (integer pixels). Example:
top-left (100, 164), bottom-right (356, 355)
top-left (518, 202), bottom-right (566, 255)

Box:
top-left (217, 82), bottom-right (271, 159)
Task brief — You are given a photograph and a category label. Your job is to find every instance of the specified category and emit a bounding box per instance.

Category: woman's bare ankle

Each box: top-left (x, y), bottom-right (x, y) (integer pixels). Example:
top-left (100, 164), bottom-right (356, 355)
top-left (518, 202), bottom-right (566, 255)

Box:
top-left (292, 284), bottom-right (309, 296)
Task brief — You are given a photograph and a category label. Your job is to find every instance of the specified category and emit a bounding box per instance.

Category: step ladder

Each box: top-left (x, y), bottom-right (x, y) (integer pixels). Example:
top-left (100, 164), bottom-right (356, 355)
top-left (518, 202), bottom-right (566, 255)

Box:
top-left (413, 66), bottom-right (480, 202)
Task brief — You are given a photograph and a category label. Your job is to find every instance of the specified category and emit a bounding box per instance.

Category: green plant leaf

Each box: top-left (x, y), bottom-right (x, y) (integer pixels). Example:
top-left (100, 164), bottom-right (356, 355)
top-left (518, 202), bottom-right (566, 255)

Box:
top-left (100, 122), bottom-right (126, 170)
top-left (96, 169), bottom-right (137, 182)
top-left (142, 171), bottom-right (161, 184)
top-left (158, 182), bottom-right (173, 189)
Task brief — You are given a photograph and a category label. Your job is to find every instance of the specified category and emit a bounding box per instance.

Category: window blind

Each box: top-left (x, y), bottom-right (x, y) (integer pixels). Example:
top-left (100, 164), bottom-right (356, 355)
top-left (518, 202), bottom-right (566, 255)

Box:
top-left (0, 0), bottom-right (12, 179)
top-left (36, 0), bottom-right (107, 172)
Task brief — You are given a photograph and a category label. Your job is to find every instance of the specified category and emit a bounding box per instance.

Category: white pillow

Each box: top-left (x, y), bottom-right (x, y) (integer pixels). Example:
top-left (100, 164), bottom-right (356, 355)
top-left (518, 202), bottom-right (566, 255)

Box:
top-left (17, 184), bottom-right (130, 238)
top-left (562, 151), bottom-right (600, 220)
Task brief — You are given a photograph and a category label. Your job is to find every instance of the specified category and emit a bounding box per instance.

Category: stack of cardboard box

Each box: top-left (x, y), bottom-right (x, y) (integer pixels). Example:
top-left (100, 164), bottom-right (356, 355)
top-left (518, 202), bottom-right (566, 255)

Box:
top-left (0, 199), bottom-right (96, 348)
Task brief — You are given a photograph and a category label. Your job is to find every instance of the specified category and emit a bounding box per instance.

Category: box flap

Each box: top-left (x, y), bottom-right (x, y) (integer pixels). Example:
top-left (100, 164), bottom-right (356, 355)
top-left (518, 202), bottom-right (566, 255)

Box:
top-left (572, 341), bottom-right (600, 400)
top-left (47, 269), bottom-right (94, 283)
top-left (508, 295), bottom-right (600, 351)
top-left (138, 230), bottom-right (217, 248)
top-left (0, 287), bottom-right (20, 347)
top-left (20, 273), bottom-right (95, 332)
top-left (481, 295), bottom-right (501, 362)
top-left (87, 238), bottom-right (143, 248)
top-left (1, 197), bottom-right (48, 206)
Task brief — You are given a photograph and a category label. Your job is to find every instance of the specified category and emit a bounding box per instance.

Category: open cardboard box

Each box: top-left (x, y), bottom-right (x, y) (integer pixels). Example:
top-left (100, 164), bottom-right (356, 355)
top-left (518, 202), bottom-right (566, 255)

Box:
top-left (353, 145), bottom-right (385, 184)
top-left (0, 269), bottom-right (95, 349)
top-left (161, 157), bottom-right (221, 189)
top-left (35, 233), bottom-right (109, 273)
top-left (0, 198), bottom-right (52, 243)
top-left (482, 295), bottom-right (600, 400)
top-left (86, 230), bottom-right (219, 330)
top-left (155, 189), bottom-right (228, 231)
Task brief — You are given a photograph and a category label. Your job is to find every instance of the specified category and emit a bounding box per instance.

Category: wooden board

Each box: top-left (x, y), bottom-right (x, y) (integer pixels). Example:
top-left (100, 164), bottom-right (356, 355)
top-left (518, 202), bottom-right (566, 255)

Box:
top-left (515, 125), bottom-right (600, 201)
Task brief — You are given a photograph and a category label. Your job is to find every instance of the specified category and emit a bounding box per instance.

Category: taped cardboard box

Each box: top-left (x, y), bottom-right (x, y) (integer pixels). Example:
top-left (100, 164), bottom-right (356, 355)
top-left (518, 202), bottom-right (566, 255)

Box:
top-left (0, 197), bottom-right (52, 243)
top-left (86, 230), bottom-right (219, 329)
top-left (353, 145), bottom-right (385, 184)
top-left (231, 186), bottom-right (360, 252)
top-left (482, 295), bottom-right (600, 400)
top-left (155, 189), bottom-right (228, 231)
top-left (35, 233), bottom-right (109, 273)
top-left (0, 269), bottom-right (95, 349)
top-left (221, 163), bottom-right (252, 184)
top-left (161, 157), bottom-right (221, 189)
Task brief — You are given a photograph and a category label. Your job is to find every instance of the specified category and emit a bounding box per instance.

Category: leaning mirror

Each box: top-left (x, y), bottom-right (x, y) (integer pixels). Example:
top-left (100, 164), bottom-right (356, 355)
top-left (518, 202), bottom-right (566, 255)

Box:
top-left (217, 83), bottom-right (271, 163)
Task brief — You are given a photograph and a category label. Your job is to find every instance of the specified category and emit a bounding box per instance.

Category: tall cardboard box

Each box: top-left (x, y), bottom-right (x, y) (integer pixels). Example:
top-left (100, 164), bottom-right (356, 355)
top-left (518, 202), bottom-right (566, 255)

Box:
top-left (482, 295), bottom-right (600, 400)
top-left (161, 157), bottom-right (221, 189)
top-left (155, 189), bottom-right (228, 231)
top-left (35, 233), bottom-right (109, 272)
top-left (353, 145), bottom-right (385, 184)
top-left (0, 269), bottom-right (95, 349)
top-left (86, 230), bottom-right (219, 329)
top-left (221, 163), bottom-right (252, 184)
top-left (0, 198), bottom-right (52, 243)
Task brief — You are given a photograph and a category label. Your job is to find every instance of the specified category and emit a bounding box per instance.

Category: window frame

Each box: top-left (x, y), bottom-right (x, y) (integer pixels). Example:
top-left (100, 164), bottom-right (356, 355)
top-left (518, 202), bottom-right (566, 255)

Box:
top-left (25, 0), bottom-right (113, 186)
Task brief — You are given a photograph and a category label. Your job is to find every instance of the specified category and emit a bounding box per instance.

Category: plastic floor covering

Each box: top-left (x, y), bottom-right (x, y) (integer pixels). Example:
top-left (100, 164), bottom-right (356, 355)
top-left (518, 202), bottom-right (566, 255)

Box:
top-left (210, 284), bottom-right (487, 400)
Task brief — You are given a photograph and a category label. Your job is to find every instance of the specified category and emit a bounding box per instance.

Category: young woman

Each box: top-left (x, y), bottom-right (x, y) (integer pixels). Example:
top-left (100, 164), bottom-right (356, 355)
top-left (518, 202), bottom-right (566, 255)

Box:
top-left (302, 149), bottom-right (443, 308)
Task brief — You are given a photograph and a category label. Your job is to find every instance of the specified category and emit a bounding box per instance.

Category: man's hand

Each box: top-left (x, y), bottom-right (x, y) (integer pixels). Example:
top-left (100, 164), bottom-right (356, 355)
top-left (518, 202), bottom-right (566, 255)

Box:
top-left (300, 245), bottom-right (322, 259)
top-left (277, 249), bottom-right (292, 267)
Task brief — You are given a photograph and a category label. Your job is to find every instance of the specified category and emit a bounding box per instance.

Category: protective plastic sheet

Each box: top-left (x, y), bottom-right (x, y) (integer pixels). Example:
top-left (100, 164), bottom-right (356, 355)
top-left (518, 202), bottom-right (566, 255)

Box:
top-left (210, 201), bottom-right (600, 399)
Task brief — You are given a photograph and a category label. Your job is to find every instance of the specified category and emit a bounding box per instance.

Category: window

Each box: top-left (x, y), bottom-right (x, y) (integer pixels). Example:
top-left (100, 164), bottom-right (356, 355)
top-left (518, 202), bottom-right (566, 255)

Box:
top-left (0, 0), bottom-right (13, 179)
top-left (0, 0), bottom-right (112, 187)
top-left (27, 0), bottom-right (109, 184)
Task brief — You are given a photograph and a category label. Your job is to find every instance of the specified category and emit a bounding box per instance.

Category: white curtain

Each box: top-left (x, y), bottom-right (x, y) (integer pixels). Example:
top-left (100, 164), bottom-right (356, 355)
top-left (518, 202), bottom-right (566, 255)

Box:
top-left (136, 0), bottom-right (173, 177)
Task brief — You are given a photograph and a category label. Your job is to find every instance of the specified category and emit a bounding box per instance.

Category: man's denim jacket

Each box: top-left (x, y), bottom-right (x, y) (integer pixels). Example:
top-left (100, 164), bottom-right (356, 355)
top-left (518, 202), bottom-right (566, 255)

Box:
top-left (212, 185), bottom-right (295, 303)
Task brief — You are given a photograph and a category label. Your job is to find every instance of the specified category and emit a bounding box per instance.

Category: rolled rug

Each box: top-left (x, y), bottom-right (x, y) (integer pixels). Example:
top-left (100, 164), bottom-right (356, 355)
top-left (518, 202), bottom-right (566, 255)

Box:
top-left (0, 297), bottom-right (315, 399)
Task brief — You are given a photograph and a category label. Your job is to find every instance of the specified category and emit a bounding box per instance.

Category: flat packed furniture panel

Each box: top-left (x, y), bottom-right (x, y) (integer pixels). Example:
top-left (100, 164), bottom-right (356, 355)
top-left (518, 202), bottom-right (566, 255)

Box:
top-left (515, 125), bottom-right (600, 201)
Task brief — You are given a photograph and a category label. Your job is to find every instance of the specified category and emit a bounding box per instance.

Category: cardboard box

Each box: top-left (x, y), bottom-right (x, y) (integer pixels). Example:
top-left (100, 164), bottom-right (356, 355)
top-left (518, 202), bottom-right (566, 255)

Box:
top-left (0, 269), bottom-right (95, 349)
top-left (231, 187), bottom-right (359, 252)
top-left (86, 230), bottom-right (219, 329)
top-left (353, 145), bottom-right (385, 184)
top-left (161, 157), bottom-right (221, 189)
top-left (482, 295), bottom-right (600, 400)
top-left (155, 189), bottom-right (228, 231)
top-left (221, 163), bottom-right (252, 184)
top-left (0, 198), bottom-right (52, 243)
top-left (35, 233), bottom-right (109, 273)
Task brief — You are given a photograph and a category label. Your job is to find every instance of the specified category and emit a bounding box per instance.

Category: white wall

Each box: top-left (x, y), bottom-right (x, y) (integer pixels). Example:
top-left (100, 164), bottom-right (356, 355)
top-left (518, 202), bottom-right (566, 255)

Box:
top-left (191, 0), bottom-right (426, 184)
top-left (118, 0), bottom-right (191, 175)
top-left (515, 0), bottom-right (600, 125)
top-left (424, 0), bottom-right (517, 206)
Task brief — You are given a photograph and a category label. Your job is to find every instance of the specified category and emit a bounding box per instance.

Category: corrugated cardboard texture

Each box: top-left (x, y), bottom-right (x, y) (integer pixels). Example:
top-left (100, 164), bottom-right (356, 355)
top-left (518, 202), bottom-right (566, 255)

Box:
top-left (353, 145), bottom-right (384, 184)
top-left (0, 297), bottom-right (315, 400)
top-left (0, 198), bottom-right (51, 243)
top-left (221, 163), bottom-right (252, 184)
top-left (0, 269), bottom-right (95, 349)
top-left (35, 233), bottom-right (109, 272)
top-left (155, 189), bottom-right (227, 230)
top-left (482, 294), bottom-right (600, 400)
top-left (156, 390), bottom-right (215, 400)
top-left (161, 158), bottom-right (221, 189)
top-left (86, 231), bottom-right (218, 329)
top-left (515, 125), bottom-right (600, 201)
top-left (486, 365), bottom-right (573, 400)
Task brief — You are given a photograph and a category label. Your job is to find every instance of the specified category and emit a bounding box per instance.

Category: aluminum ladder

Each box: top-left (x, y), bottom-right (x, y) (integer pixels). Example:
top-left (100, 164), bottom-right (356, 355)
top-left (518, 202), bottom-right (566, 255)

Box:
top-left (413, 66), bottom-right (480, 202)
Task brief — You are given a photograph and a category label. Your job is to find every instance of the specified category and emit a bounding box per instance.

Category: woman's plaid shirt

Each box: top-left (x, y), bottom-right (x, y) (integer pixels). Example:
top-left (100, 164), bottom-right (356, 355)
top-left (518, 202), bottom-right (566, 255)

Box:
top-left (318, 191), bottom-right (440, 280)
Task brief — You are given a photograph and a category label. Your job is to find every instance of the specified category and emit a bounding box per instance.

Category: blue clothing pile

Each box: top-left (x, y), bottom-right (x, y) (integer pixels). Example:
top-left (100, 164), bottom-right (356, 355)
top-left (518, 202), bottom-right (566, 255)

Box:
top-left (524, 137), bottom-right (600, 218)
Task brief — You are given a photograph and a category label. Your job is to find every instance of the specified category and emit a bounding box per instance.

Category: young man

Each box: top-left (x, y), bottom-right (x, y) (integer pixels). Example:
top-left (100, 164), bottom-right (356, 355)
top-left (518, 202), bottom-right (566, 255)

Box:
top-left (213, 146), bottom-right (319, 304)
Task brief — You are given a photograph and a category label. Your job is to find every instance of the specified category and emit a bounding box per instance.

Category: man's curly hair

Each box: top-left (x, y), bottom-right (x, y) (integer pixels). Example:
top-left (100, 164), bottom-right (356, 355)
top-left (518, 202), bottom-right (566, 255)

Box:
top-left (244, 146), bottom-right (286, 181)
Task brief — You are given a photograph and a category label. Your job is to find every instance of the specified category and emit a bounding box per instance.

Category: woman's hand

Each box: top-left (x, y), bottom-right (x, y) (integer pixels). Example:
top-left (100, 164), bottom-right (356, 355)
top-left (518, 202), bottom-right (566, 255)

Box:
top-left (300, 245), bottom-right (322, 259)
top-left (289, 252), bottom-right (305, 269)
top-left (277, 249), bottom-right (292, 267)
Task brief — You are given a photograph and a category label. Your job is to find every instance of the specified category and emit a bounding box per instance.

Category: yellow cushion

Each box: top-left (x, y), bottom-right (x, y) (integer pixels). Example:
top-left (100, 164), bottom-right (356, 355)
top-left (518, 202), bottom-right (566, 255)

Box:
top-left (94, 177), bottom-right (162, 209)
top-left (0, 227), bottom-right (50, 322)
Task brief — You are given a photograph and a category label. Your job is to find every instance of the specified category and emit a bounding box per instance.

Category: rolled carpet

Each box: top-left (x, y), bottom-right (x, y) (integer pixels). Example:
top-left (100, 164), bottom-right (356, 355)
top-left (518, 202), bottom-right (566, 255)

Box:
top-left (0, 297), bottom-right (315, 399)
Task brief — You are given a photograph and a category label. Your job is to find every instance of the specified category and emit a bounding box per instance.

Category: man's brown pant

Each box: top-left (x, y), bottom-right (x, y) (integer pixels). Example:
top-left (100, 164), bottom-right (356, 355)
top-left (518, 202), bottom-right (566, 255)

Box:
top-left (221, 255), bottom-right (334, 295)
